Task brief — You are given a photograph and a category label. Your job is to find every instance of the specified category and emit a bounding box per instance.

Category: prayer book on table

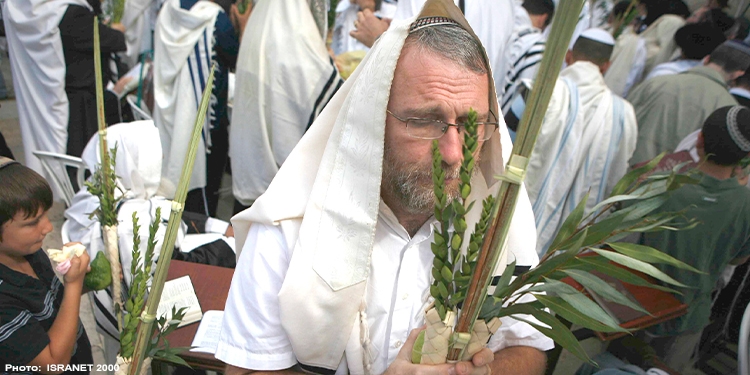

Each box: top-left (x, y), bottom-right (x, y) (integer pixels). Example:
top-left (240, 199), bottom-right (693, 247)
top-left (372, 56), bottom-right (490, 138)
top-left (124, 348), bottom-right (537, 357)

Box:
top-left (585, 271), bottom-right (648, 324)
top-left (156, 275), bottom-right (203, 327)
top-left (190, 310), bottom-right (224, 354)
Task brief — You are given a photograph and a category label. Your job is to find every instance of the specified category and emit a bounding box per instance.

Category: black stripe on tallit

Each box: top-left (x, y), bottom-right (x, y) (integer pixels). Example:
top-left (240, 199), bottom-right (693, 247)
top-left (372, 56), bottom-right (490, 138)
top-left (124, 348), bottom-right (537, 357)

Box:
top-left (306, 62), bottom-right (341, 131)
top-left (299, 364), bottom-right (337, 375)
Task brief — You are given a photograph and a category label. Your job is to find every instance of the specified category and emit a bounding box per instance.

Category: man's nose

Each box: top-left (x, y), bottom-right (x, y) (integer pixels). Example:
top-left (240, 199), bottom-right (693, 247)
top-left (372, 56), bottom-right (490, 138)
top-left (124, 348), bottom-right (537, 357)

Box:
top-left (438, 126), bottom-right (463, 166)
top-left (41, 215), bottom-right (53, 236)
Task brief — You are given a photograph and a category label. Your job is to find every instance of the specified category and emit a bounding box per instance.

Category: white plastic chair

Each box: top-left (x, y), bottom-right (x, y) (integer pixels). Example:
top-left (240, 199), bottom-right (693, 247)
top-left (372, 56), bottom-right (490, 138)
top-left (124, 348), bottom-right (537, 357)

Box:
top-left (740, 301), bottom-right (750, 375)
top-left (32, 151), bottom-right (85, 207)
top-left (126, 94), bottom-right (152, 121)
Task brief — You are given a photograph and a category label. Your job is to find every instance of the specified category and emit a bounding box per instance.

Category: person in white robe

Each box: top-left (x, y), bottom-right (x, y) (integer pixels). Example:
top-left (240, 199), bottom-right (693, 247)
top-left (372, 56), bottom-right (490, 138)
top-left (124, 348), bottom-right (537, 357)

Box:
top-left (152, 0), bottom-right (223, 205)
top-left (229, 0), bottom-right (342, 208)
top-left (525, 29), bottom-right (638, 256)
top-left (605, 12), bottom-right (686, 97)
top-left (331, 0), bottom-right (398, 56)
top-left (217, 1), bottom-right (553, 374)
top-left (2, 0), bottom-right (91, 187)
top-left (501, 0), bottom-right (554, 115)
top-left (120, 0), bottom-right (161, 68)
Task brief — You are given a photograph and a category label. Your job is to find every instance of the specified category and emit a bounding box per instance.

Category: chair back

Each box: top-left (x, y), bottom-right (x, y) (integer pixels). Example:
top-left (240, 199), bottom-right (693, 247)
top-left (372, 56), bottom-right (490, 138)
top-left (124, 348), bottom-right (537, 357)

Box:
top-left (740, 300), bottom-right (750, 375)
top-left (127, 94), bottom-right (152, 121)
top-left (32, 151), bottom-right (85, 207)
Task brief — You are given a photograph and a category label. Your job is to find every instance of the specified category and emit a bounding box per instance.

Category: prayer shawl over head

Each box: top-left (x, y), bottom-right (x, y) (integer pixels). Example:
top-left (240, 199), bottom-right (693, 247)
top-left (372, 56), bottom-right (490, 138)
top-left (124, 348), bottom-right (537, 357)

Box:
top-left (526, 61), bottom-right (637, 255)
top-left (64, 121), bottom-right (182, 350)
top-left (393, 0), bottom-right (516, 106)
top-left (2, 0), bottom-right (91, 191)
top-left (229, 0), bottom-right (342, 205)
top-left (231, 0), bottom-right (538, 371)
top-left (605, 15), bottom-right (685, 97)
top-left (153, 0), bottom-right (221, 194)
top-left (501, 6), bottom-right (546, 115)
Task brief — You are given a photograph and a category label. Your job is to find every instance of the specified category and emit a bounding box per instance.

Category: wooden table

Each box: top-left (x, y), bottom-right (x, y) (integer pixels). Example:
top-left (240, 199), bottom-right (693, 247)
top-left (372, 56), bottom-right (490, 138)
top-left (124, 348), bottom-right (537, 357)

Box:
top-left (158, 260), bottom-right (234, 372)
top-left (545, 267), bottom-right (688, 375)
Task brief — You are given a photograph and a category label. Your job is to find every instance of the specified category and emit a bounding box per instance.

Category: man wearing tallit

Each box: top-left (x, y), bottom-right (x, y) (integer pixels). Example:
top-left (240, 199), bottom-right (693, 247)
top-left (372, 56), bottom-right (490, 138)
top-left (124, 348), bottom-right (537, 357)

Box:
top-left (524, 29), bottom-right (637, 256)
top-left (229, 0), bottom-right (342, 210)
top-left (216, 1), bottom-right (552, 374)
top-left (153, 0), bottom-right (244, 216)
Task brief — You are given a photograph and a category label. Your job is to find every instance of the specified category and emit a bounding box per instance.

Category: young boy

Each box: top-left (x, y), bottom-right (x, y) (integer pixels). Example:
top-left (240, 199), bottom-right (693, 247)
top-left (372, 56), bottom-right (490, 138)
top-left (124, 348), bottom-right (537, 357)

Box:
top-left (0, 157), bottom-right (92, 374)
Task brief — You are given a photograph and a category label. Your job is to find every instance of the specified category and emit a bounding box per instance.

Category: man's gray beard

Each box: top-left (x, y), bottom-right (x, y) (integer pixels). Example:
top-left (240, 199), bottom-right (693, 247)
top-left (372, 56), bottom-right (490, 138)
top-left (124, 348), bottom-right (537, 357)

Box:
top-left (382, 149), bottom-right (461, 216)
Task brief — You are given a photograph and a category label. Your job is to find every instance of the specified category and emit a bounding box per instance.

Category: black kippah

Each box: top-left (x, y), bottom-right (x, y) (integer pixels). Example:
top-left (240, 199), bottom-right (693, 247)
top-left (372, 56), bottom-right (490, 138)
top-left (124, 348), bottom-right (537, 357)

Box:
top-left (702, 106), bottom-right (750, 165)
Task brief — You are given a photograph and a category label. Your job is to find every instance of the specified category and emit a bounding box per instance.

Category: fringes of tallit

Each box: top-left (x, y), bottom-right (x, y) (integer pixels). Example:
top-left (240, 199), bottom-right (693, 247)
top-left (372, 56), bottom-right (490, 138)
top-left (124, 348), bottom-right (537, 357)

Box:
top-left (359, 300), bottom-right (373, 375)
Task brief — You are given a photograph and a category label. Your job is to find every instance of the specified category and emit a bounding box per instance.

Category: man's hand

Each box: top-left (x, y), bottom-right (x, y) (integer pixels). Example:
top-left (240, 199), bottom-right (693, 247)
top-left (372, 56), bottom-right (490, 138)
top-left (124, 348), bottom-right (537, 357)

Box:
top-left (110, 22), bottom-right (126, 33)
top-left (231, 1), bottom-right (253, 43)
top-left (349, 9), bottom-right (390, 48)
top-left (384, 328), bottom-right (492, 375)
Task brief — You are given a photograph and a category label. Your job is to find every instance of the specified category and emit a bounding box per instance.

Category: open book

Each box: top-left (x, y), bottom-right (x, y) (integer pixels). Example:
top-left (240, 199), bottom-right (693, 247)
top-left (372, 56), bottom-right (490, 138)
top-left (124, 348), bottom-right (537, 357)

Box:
top-left (190, 310), bottom-right (224, 354)
top-left (585, 270), bottom-right (648, 324)
top-left (156, 275), bottom-right (203, 328)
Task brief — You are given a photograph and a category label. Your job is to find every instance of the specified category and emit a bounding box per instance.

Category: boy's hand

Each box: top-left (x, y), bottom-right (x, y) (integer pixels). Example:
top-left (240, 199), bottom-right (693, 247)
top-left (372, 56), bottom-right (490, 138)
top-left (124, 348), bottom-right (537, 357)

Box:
top-left (63, 252), bottom-right (90, 285)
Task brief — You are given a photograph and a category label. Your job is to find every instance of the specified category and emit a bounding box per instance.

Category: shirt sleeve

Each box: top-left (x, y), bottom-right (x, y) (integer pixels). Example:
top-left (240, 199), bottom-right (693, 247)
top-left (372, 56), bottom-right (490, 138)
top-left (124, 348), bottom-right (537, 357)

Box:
top-left (215, 223), bottom-right (298, 370)
top-left (0, 305), bottom-right (51, 365)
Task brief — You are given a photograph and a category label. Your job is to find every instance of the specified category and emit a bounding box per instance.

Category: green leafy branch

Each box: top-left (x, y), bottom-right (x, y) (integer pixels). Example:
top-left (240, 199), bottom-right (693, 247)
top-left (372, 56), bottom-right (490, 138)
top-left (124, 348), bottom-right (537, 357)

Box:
top-left (476, 154), bottom-right (702, 363)
top-left (84, 145), bottom-right (122, 227)
top-left (120, 208), bottom-right (161, 359)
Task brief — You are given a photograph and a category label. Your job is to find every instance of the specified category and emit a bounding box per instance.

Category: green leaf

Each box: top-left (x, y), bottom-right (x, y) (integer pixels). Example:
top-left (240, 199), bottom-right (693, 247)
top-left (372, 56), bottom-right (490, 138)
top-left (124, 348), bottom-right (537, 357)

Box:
top-left (609, 153), bottom-right (665, 197)
top-left (411, 330), bottom-right (426, 364)
top-left (548, 193), bottom-right (589, 251)
top-left (441, 266), bottom-right (453, 281)
top-left (561, 269), bottom-right (651, 316)
top-left (534, 293), bottom-right (625, 333)
top-left (607, 242), bottom-right (703, 274)
top-left (534, 279), bottom-right (626, 332)
top-left (589, 248), bottom-right (687, 287)
top-left (496, 303), bottom-right (596, 365)
top-left (492, 260), bottom-right (517, 298)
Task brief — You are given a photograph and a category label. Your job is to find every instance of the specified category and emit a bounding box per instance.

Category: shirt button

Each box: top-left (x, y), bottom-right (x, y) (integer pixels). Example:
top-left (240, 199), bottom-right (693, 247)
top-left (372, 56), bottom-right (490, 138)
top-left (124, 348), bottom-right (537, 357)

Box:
top-left (394, 340), bottom-right (402, 348)
top-left (402, 293), bottom-right (409, 300)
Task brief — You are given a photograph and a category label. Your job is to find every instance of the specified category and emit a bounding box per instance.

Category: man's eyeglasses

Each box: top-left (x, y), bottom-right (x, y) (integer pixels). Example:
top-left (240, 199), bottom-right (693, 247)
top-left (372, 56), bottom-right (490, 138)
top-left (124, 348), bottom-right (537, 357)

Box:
top-left (386, 110), bottom-right (498, 141)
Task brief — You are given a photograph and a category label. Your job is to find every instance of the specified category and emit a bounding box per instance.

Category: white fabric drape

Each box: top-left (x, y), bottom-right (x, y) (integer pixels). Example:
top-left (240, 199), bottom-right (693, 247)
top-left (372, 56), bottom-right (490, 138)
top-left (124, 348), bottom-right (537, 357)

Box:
top-left (526, 62), bottom-right (638, 255)
top-left (229, 0), bottom-right (341, 205)
top-left (153, 0), bottom-right (221, 194)
top-left (2, 0), bottom-right (90, 191)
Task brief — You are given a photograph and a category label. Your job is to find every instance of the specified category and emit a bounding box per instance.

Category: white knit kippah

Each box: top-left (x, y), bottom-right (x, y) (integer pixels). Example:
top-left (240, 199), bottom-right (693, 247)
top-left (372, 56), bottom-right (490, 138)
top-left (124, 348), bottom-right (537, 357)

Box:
top-left (577, 28), bottom-right (615, 46)
top-left (727, 106), bottom-right (750, 152)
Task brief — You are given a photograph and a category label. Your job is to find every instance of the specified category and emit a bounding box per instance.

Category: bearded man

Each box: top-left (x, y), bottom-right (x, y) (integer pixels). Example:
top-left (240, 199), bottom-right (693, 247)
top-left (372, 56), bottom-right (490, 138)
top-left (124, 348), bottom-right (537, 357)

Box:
top-left (216, 0), bottom-right (552, 374)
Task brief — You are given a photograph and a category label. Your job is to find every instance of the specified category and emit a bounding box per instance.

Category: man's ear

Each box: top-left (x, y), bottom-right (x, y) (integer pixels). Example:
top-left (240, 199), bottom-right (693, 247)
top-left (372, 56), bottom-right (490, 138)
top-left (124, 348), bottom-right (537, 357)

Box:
top-left (730, 70), bottom-right (746, 82)
top-left (600, 60), bottom-right (612, 74)
top-left (696, 131), bottom-right (706, 156)
top-left (702, 55), bottom-right (711, 65)
top-left (564, 50), bottom-right (574, 66)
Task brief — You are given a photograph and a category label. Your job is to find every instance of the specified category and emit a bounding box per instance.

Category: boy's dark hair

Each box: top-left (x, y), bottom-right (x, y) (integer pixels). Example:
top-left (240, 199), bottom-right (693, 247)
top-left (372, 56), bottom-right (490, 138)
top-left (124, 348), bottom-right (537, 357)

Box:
top-left (571, 36), bottom-right (614, 66)
top-left (674, 22), bottom-right (726, 60)
top-left (702, 106), bottom-right (750, 165)
top-left (522, 0), bottom-right (555, 27)
top-left (0, 162), bottom-right (53, 236)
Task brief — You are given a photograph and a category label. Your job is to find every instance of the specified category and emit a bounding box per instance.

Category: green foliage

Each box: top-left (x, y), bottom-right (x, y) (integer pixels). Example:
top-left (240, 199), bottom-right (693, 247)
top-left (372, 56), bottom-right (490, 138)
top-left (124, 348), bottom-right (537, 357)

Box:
top-left (121, 208), bottom-right (163, 360)
top-left (473, 157), bottom-right (701, 364)
top-left (430, 126), bottom-right (703, 364)
top-left (84, 145), bottom-right (122, 227)
top-left (429, 110), bottom-right (486, 320)
top-left (148, 306), bottom-right (192, 369)
top-left (84, 252), bottom-right (112, 291)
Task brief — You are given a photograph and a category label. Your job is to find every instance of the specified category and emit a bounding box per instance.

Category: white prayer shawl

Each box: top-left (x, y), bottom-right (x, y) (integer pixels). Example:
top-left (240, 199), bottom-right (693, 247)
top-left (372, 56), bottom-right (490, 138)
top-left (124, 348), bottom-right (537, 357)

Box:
top-left (2, 0), bottom-right (90, 189)
top-left (605, 15), bottom-right (685, 97)
top-left (605, 27), bottom-right (647, 97)
top-left (526, 62), bottom-right (638, 255)
top-left (63, 121), bottom-right (183, 356)
top-left (229, 0), bottom-right (342, 205)
top-left (644, 59), bottom-right (701, 81)
top-left (392, 0), bottom-right (516, 103)
top-left (153, 0), bottom-right (221, 194)
top-left (231, 5), bottom-right (539, 371)
top-left (121, 0), bottom-right (157, 68)
top-left (501, 11), bottom-right (546, 115)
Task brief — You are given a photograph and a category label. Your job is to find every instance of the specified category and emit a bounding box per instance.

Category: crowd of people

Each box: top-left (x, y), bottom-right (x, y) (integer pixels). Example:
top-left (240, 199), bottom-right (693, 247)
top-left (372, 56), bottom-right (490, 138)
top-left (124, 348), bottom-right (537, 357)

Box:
top-left (2, 0), bottom-right (750, 374)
